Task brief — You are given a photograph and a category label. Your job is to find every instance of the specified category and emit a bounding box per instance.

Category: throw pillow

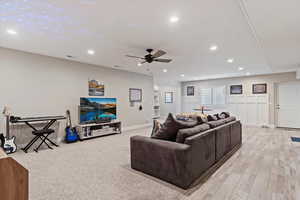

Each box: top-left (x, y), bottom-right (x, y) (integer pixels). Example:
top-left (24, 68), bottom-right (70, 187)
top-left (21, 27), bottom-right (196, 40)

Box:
top-left (218, 113), bottom-right (226, 119)
top-left (151, 113), bottom-right (198, 141)
top-left (221, 112), bottom-right (230, 118)
top-left (151, 120), bottom-right (161, 137)
top-left (207, 115), bottom-right (218, 121)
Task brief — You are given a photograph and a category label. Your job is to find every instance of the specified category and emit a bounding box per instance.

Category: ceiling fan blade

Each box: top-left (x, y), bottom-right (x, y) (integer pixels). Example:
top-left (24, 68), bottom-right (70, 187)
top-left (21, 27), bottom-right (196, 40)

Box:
top-left (126, 55), bottom-right (145, 59)
top-left (154, 58), bottom-right (172, 63)
top-left (152, 50), bottom-right (166, 58)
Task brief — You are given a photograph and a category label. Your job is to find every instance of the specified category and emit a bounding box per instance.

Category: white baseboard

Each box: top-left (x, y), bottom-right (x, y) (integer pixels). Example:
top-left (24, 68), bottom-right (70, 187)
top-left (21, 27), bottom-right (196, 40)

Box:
top-left (123, 123), bottom-right (152, 132)
top-left (243, 123), bottom-right (275, 128)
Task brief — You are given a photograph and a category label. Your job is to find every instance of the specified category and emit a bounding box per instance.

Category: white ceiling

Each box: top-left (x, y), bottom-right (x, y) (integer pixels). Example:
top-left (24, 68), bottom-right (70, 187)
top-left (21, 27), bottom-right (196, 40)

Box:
top-left (0, 0), bottom-right (299, 84)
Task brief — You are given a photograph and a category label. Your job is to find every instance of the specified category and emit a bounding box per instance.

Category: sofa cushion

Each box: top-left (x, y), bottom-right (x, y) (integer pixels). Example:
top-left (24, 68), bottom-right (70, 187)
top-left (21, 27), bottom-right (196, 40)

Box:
top-left (151, 113), bottom-right (198, 141)
top-left (206, 119), bottom-right (226, 128)
top-left (207, 115), bottom-right (218, 121)
top-left (224, 116), bottom-right (236, 123)
top-left (176, 124), bottom-right (210, 143)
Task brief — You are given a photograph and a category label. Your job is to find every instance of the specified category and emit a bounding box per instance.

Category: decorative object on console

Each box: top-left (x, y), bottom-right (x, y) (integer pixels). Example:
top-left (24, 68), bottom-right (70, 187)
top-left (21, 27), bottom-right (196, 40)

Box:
top-left (165, 92), bottom-right (173, 103)
top-left (151, 113), bottom-right (198, 141)
top-left (2, 106), bottom-right (17, 154)
top-left (88, 79), bottom-right (104, 96)
top-left (230, 85), bottom-right (243, 95)
top-left (80, 97), bottom-right (117, 124)
top-left (252, 83), bottom-right (267, 94)
top-left (187, 86), bottom-right (194, 96)
top-left (129, 88), bottom-right (142, 102)
top-left (65, 110), bottom-right (79, 143)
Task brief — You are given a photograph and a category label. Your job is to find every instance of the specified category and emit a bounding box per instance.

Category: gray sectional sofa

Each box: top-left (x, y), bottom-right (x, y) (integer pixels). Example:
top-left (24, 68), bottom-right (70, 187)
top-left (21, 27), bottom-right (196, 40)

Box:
top-left (130, 117), bottom-right (242, 189)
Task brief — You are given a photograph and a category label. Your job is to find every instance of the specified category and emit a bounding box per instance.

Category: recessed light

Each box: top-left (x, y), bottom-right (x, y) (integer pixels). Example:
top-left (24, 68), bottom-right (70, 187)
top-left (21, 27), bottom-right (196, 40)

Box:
top-left (227, 58), bottom-right (234, 63)
top-left (87, 49), bottom-right (95, 55)
top-left (170, 16), bottom-right (179, 23)
top-left (6, 29), bottom-right (17, 35)
top-left (137, 62), bottom-right (142, 66)
top-left (209, 45), bottom-right (218, 51)
top-left (238, 67), bottom-right (244, 71)
top-left (163, 69), bottom-right (168, 73)
top-left (180, 74), bottom-right (185, 77)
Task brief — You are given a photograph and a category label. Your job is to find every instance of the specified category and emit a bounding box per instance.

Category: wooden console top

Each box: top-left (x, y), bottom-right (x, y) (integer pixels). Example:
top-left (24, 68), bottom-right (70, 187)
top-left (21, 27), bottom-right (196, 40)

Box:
top-left (0, 148), bottom-right (7, 159)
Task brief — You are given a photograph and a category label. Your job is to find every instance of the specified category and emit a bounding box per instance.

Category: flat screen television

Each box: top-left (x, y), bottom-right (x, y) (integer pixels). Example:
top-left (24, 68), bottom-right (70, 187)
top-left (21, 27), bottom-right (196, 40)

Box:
top-left (80, 97), bottom-right (117, 124)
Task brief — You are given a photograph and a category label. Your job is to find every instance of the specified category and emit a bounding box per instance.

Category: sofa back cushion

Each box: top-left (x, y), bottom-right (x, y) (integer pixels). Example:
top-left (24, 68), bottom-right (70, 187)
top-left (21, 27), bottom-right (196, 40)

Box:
top-left (224, 116), bottom-right (236, 123)
top-left (176, 124), bottom-right (210, 143)
top-left (152, 113), bottom-right (198, 141)
top-left (206, 119), bottom-right (226, 128)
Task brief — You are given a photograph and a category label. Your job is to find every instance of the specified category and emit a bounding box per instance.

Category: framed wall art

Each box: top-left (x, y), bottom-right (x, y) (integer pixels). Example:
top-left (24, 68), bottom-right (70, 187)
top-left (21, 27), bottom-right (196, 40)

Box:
top-left (252, 83), bottom-right (267, 94)
top-left (230, 85), bottom-right (243, 95)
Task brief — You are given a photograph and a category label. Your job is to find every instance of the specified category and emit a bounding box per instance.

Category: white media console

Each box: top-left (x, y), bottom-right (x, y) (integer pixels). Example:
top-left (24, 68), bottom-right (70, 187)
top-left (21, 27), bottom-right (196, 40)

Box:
top-left (76, 121), bottom-right (121, 140)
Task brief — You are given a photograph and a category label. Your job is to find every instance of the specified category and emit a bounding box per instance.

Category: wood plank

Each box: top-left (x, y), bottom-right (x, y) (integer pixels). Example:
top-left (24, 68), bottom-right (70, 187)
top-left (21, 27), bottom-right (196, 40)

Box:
top-left (0, 157), bottom-right (29, 200)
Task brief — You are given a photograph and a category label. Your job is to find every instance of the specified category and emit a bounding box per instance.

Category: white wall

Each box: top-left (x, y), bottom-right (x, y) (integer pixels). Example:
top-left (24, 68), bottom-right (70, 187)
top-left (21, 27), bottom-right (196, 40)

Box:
top-left (181, 72), bottom-right (300, 127)
top-left (0, 47), bottom-right (154, 142)
top-left (156, 83), bottom-right (181, 117)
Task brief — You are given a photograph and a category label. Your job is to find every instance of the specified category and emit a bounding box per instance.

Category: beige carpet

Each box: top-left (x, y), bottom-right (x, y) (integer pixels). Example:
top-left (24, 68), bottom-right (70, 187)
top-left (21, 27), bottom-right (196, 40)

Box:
top-left (12, 126), bottom-right (300, 200)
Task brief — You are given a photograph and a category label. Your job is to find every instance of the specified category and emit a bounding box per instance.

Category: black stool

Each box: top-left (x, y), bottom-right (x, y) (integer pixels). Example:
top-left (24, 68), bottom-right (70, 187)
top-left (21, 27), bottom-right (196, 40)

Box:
top-left (23, 129), bottom-right (58, 153)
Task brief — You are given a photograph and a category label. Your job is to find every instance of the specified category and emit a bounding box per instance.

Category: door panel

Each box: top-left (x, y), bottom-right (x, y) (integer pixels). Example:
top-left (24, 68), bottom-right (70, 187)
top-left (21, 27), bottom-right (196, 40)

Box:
top-left (277, 82), bottom-right (300, 128)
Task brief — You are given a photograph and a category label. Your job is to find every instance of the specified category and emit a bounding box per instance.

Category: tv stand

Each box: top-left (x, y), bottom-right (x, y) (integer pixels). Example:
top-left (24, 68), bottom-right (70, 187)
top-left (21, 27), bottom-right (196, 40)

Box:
top-left (76, 121), bottom-right (121, 140)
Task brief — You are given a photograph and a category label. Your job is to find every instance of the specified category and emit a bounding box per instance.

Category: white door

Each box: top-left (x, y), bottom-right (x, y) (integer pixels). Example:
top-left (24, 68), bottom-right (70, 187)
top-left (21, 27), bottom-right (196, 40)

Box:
top-left (277, 82), bottom-right (300, 128)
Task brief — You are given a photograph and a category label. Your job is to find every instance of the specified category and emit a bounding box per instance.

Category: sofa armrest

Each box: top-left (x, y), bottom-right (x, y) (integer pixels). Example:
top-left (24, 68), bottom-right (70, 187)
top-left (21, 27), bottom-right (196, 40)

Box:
top-left (130, 135), bottom-right (192, 189)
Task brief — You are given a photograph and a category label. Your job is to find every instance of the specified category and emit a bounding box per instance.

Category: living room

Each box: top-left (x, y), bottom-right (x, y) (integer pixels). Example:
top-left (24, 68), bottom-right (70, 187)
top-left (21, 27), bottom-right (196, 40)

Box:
top-left (1, 0), bottom-right (300, 200)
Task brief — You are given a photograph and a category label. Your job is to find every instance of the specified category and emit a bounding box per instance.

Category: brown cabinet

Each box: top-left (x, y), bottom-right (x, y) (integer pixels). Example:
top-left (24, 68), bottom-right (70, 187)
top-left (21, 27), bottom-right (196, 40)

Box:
top-left (0, 149), bottom-right (28, 200)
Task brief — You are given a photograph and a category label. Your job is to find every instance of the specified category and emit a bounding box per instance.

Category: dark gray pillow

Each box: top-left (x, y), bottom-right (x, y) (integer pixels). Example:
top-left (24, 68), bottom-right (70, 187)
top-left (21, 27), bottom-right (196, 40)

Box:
top-left (151, 113), bottom-right (198, 141)
top-left (221, 112), bottom-right (230, 118)
top-left (206, 119), bottom-right (226, 128)
top-left (176, 124), bottom-right (210, 143)
top-left (208, 115), bottom-right (218, 121)
top-left (194, 115), bottom-right (208, 124)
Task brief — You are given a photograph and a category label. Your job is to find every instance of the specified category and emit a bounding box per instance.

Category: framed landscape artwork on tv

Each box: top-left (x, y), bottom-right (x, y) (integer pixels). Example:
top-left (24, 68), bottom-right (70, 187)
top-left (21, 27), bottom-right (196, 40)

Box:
top-left (230, 85), bottom-right (243, 95)
top-left (253, 83), bottom-right (267, 94)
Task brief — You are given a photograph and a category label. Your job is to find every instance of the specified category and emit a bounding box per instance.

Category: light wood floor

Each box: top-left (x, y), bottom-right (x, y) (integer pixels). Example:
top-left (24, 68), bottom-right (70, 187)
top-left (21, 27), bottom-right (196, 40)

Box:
top-left (181, 126), bottom-right (300, 200)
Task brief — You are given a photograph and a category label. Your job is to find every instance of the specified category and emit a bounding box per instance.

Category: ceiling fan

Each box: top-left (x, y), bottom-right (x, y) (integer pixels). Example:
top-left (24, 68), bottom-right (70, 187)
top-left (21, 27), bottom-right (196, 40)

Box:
top-left (126, 49), bottom-right (172, 65)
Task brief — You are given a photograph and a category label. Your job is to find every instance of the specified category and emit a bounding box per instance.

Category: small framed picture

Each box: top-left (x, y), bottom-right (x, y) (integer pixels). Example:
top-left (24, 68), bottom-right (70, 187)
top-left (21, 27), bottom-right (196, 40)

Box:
top-left (165, 92), bottom-right (173, 103)
top-left (187, 86), bottom-right (194, 96)
top-left (252, 83), bottom-right (267, 94)
top-left (230, 85), bottom-right (243, 95)
top-left (129, 88), bottom-right (142, 102)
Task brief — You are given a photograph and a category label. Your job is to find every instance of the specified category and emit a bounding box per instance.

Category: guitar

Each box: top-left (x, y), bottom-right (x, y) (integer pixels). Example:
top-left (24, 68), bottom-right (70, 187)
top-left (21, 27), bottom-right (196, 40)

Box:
top-left (65, 110), bottom-right (79, 143)
top-left (2, 106), bottom-right (17, 154)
